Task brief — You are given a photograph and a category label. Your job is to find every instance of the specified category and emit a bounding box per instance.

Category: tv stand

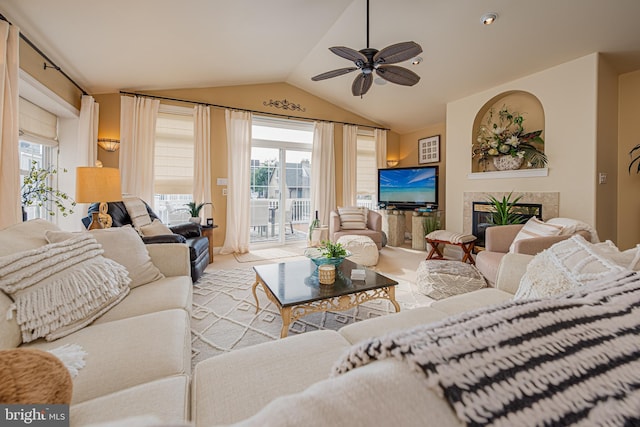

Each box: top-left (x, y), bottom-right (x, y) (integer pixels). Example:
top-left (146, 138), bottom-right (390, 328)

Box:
top-left (381, 210), bottom-right (405, 247)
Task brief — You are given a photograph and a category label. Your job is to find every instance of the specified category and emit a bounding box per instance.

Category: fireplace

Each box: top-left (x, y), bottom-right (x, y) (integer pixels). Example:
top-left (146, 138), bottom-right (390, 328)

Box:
top-left (472, 202), bottom-right (542, 248)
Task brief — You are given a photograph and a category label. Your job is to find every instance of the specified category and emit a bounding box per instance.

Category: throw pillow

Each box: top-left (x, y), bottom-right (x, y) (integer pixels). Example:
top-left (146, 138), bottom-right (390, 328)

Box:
top-left (508, 217), bottom-right (564, 253)
top-left (140, 219), bottom-right (173, 237)
top-left (514, 235), bottom-right (627, 300)
top-left (0, 234), bottom-right (131, 342)
top-left (122, 195), bottom-right (153, 232)
top-left (338, 206), bottom-right (368, 230)
top-left (0, 219), bottom-right (61, 257)
top-left (45, 226), bottom-right (164, 288)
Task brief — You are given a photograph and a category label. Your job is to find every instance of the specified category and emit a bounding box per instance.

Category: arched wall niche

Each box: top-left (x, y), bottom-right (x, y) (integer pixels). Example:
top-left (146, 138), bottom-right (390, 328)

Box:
top-left (471, 90), bottom-right (546, 172)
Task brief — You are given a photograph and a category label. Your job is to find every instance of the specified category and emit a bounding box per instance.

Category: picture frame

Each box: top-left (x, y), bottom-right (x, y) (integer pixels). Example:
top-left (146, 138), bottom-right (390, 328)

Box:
top-left (418, 135), bottom-right (440, 164)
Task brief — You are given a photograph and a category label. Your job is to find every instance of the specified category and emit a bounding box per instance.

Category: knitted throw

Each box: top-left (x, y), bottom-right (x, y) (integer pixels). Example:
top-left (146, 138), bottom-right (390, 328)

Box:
top-left (333, 271), bottom-right (640, 426)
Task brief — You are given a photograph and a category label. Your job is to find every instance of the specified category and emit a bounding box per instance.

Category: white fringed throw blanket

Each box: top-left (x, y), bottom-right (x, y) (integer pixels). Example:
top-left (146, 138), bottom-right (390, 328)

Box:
top-left (0, 234), bottom-right (130, 342)
top-left (334, 271), bottom-right (640, 426)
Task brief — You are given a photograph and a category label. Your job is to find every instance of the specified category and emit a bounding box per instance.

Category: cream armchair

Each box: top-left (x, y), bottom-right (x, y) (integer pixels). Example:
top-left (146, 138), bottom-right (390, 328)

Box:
top-left (329, 209), bottom-right (383, 250)
top-left (476, 224), bottom-right (591, 285)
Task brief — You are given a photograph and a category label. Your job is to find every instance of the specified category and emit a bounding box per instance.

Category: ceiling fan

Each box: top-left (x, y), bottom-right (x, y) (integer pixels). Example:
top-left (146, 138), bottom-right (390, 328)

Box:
top-left (311, 0), bottom-right (423, 97)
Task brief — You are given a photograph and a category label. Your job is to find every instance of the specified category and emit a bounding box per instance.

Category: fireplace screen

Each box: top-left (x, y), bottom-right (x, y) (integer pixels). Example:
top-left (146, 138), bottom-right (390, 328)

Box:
top-left (472, 202), bottom-right (542, 248)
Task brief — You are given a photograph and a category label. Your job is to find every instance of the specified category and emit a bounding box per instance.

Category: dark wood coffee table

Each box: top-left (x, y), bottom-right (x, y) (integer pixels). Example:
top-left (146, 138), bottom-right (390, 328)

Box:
top-left (252, 259), bottom-right (400, 338)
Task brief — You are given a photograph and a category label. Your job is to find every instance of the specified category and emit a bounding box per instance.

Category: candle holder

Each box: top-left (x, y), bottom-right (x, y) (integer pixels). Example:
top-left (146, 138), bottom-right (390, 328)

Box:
top-left (318, 264), bottom-right (336, 285)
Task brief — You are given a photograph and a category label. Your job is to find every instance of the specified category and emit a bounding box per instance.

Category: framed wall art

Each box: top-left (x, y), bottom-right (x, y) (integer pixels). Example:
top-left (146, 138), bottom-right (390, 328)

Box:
top-left (418, 135), bottom-right (440, 164)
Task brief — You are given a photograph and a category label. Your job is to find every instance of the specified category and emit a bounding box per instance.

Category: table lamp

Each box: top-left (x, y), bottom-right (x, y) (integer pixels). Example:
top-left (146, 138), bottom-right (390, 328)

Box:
top-left (76, 167), bottom-right (122, 230)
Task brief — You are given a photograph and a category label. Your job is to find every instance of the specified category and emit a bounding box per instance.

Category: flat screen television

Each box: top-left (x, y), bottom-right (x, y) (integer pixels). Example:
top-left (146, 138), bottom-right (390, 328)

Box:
top-left (378, 166), bottom-right (438, 210)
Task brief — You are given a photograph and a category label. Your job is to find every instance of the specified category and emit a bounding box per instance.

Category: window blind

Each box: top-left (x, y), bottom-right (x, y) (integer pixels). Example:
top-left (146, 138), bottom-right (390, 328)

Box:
top-left (154, 112), bottom-right (194, 194)
top-left (356, 134), bottom-right (376, 195)
top-left (19, 97), bottom-right (58, 146)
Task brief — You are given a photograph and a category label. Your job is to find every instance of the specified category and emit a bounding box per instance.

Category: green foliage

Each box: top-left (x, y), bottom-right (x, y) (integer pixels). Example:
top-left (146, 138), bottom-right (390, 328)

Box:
top-left (319, 240), bottom-right (347, 258)
top-left (629, 144), bottom-right (640, 174)
top-left (422, 215), bottom-right (441, 235)
top-left (21, 161), bottom-right (76, 217)
top-left (184, 201), bottom-right (212, 217)
top-left (486, 192), bottom-right (525, 225)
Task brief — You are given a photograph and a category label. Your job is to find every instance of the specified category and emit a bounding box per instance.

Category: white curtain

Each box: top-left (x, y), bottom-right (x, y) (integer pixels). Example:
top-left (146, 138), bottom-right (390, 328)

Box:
top-left (119, 95), bottom-right (160, 203)
top-left (78, 95), bottom-right (99, 166)
top-left (374, 128), bottom-right (387, 169)
top-left (310, 121), bottom-right (335, 227)
top-left (342, 124), bottom-right (358, 207)
top-left (193, 105), bottom-right (212, 219)
top-left (221, 109), bottom-right (252, 254)
top-left (0, 21), bottom-right (20, 229)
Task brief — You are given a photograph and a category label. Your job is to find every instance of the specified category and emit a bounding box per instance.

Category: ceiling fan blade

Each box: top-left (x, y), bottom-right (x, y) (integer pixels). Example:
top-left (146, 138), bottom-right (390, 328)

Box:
top-left (376, 65), bottom-right (420, 86)
top-left (373, 41), bottom-right (423, 65)
top-left (329, 46), bottom-right (367, 65)
top-left (352, 73), bottom-right (373, 96)
top-left (311, 67), bottom-right (358, 81)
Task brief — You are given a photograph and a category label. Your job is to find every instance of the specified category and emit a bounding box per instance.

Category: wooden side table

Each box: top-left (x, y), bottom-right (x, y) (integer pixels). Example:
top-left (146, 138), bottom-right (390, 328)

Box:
top-left (201, 225), bottom-right (218, 263)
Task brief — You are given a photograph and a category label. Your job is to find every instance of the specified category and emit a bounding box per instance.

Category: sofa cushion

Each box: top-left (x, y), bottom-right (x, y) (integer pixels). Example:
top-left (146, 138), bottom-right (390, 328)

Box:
top-left (430, 288), bottom-right (513, 315)
top-left (140, 219), bottom-right (173, 237)
top-left (71, 376), bottom-right (190, 426)
top-left (0, 219), bottom-right (60, 257)
top-left (24, 309), bottom-right (191, 404)
top-left (46, 226), bottom-right (164, 288)
top-left (514, 235), bottom-right (629, 300)
top-left (338, 206), bottom-right (368, 230)
top-left (0, 234), bottom-right (131, 342)
top-left (192, 330), bottom-right (351, 426)
top-left (92, 276), bottom-right (192, 325)
top-left (508, 217), bottom-right (563, 253)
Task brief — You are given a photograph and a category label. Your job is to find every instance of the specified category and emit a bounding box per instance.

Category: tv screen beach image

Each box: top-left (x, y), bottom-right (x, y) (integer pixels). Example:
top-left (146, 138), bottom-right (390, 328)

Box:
top-left (379, 167), bottom-right (437, 204)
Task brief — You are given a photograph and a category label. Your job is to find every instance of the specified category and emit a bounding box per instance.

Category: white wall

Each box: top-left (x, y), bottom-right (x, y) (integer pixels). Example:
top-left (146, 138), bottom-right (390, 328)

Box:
top-left (445, 53), bottom-right (599, 232)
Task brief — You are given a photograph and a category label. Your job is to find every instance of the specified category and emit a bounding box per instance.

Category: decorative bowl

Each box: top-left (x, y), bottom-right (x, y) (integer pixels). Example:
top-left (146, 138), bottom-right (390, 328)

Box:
top-left (304, 248), bottom-right (351, 268)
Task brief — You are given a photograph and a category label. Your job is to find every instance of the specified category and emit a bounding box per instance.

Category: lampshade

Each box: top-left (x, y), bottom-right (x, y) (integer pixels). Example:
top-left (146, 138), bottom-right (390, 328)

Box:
top-left (97, 138), bottom-right (120, 152)
top-left (75, 167), bottom-right (122, 203)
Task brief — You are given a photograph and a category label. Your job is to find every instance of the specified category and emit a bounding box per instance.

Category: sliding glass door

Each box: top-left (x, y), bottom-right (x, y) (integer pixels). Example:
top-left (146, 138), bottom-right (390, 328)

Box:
top-left (250, 117), bottom-right (313, 245)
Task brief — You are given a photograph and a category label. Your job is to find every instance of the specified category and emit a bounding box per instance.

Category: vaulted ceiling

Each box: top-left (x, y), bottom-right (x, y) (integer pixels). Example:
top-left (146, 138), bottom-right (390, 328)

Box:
top-left (2, 0), bottom-right (640, 134)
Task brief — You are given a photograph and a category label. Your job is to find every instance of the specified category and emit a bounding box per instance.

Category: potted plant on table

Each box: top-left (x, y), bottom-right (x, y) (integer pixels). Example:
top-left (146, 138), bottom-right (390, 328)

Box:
top-left (305, 240), bottom-right (351, 268)
top-left (21, 161), bottom-right (76, 220)
top-left (183, 201), bottom-right (213, 224)
top-left (473, 106), bottom-right (547, 171)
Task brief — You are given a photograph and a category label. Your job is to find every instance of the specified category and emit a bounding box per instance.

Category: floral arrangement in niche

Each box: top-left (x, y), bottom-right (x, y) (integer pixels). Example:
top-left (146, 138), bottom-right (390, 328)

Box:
top-left (472, 106), bottom-right (547, 170)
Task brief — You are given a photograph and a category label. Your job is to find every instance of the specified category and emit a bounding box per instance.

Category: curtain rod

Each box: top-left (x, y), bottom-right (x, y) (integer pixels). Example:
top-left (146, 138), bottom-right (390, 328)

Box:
top-left (0, 13), bottom-right (88, 96)
top-left (119, 90), bottom-right (390, 131)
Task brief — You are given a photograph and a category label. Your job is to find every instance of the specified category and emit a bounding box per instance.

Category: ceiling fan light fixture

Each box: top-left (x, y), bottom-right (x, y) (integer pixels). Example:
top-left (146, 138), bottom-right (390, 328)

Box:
top-left (411, 56), bottom-right (423, 65)
top-left (481, 12), bottom-right (498, 25)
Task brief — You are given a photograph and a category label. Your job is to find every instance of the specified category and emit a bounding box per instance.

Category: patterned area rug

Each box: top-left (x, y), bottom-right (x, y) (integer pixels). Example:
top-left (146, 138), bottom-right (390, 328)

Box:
top-left (191, 268), bottom-right (432, 367)
top-left (233, 248), bottom-right (303, 263)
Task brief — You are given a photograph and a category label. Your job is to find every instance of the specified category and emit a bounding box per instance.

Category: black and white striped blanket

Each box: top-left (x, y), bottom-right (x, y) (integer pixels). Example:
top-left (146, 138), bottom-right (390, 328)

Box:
top-left (333, 271), bottom-right (640, 426)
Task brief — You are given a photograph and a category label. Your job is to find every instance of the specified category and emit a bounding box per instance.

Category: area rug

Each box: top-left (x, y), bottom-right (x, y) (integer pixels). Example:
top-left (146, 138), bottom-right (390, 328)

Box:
top-left (233, 248), bottom-right (303, 263)
top-left (190, 268), bottom-right (432, 367)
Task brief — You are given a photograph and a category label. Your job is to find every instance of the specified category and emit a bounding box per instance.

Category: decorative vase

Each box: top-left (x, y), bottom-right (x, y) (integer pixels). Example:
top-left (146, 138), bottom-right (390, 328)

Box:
top-left (189, 217), bottom-right (201, 224)
top-left (493, 155), bottom-right (524, 171)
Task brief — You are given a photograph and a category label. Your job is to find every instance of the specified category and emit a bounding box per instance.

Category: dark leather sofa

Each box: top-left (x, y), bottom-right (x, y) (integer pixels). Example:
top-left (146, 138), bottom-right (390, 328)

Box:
top-left (82, 201), bottom-right (209, 282)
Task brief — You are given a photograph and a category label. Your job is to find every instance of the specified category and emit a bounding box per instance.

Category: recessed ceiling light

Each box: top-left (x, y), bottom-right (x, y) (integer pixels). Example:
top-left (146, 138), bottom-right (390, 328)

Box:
top-left (481, 12), bottom-right (498, 25)
top-left (411, 56), bottom-right (423, 65)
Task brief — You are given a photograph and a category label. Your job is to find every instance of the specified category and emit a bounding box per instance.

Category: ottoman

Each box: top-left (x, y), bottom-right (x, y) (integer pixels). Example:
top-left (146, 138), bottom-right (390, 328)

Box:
top-left (416, 260), bottom-right (486, 300)
top-left (337, 235), bottom-right (379, 266)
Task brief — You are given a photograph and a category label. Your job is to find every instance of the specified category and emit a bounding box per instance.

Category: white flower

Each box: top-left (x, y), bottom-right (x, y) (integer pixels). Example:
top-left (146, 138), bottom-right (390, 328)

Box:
top-left (488, 148), bottom-right (499, 156)
top-left (517, 151), bottom-right (525, 158)
top-left (507, 135), bottom-right (520, 147)
top-left (527, 162), bottom-right (533, 167)
top-left (493, 127), bottom-right (504, 135)
top-left (499, 144), bottom-right (510, 154)
top-left (489, 141), bottom-right (499, 148)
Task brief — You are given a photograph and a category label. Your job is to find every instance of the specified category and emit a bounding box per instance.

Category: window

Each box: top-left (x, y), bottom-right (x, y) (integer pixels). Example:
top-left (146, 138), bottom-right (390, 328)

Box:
top-left (154, 108), bottom-right (194, 225)
top-left (356, 132), bottom-right (377, 209)
top-left (19, 97), bottom-right (58, 220)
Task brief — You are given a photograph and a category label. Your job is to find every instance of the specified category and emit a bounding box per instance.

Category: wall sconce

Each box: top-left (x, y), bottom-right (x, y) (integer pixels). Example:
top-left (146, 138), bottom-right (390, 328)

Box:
top-left (97, 138), bottom-right (120, 152)
top-left (386, 160), bottom-right (399, 167)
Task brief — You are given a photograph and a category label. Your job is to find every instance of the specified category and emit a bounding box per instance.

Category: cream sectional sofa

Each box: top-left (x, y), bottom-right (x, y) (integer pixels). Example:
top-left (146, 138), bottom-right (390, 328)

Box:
top-left (192, 253), bottom-right (533, 426)
top-left (0, 219), bottom-right (193, 426)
